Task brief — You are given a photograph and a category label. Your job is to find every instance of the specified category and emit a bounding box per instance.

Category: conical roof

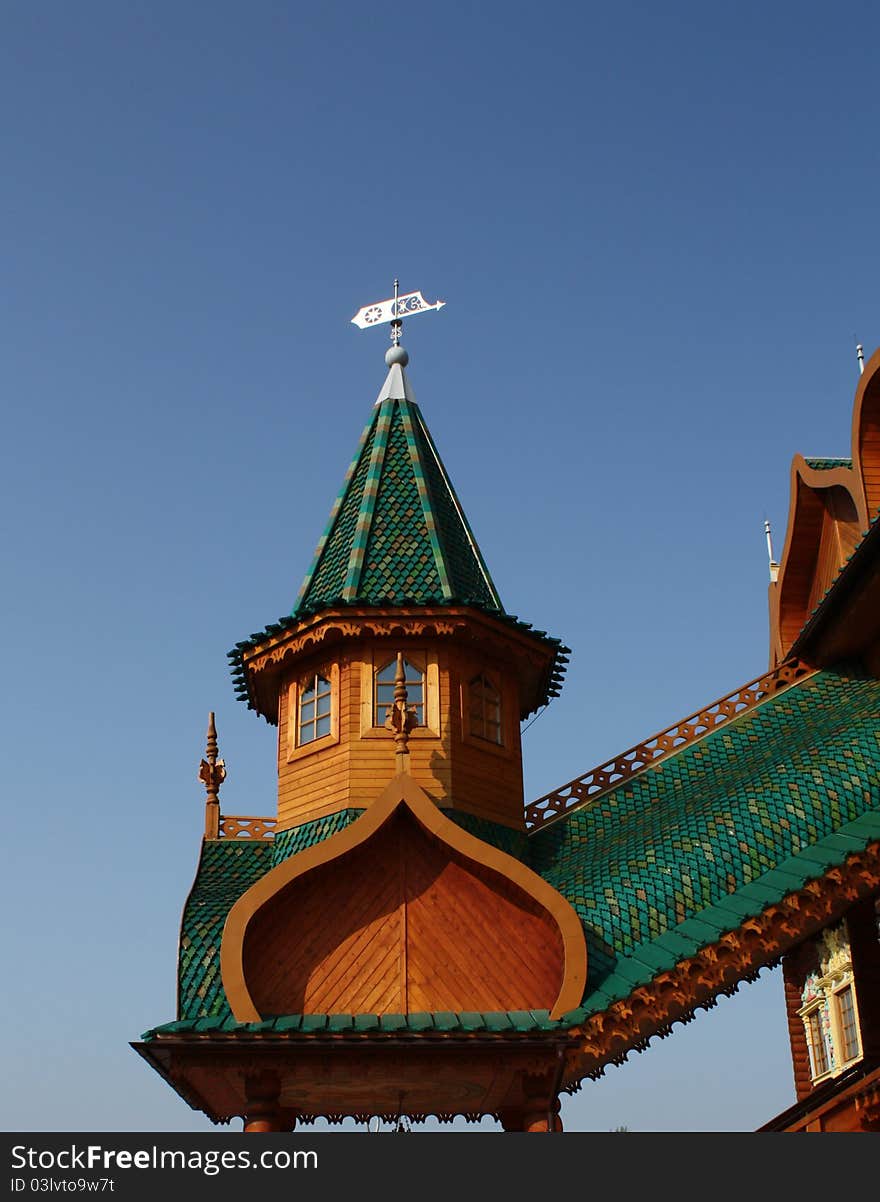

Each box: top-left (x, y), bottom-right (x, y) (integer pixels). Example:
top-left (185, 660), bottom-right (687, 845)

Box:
top-left (293, 361), bottom-right (502, 616)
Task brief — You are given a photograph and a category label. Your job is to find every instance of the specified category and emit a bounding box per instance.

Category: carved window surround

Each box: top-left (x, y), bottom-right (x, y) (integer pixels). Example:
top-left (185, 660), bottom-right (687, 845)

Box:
top-left (797, 921), bottom-right (863, 1085)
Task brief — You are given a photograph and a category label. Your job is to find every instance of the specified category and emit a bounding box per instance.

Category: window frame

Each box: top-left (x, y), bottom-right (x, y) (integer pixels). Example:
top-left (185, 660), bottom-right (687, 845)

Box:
top-left (358, 647), bottom-right (440, 738)
top-left (459, 666), bottom-right (513, 759)
top-left (466, 671), bottom-right (504, 746)
top-left (797, 921), bottom-right (863, 1085)
top-left (286, 662), bottom-right (340, 761)
top-left (374, 655), bottom-right (426, 730)
top-left (830, 979), bottom-right (862, 1067)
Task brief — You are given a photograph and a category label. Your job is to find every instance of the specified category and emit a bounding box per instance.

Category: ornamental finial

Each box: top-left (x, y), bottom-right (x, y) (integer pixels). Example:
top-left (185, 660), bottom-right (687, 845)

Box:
top-left (383, 652), bottom-right (418, 772)
top-left (199, 711), bottom-right (227, 839)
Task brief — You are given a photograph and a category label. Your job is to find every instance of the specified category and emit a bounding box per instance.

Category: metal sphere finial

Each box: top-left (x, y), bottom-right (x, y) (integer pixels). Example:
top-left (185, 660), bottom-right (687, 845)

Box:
top-left (385, 344), bottom-right (409, 367)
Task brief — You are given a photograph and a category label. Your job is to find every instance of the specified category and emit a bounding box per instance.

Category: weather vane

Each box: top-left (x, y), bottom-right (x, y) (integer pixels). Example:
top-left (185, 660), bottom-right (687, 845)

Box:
top-left (351, 279), bottom-right (446, 347)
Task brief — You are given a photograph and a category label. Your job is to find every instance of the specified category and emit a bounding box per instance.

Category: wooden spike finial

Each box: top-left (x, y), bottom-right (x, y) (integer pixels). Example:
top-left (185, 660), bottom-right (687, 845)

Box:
top-left (384, 652), bottom-right (418, 772)
top-left (199, 710), bottom-right (227, 839)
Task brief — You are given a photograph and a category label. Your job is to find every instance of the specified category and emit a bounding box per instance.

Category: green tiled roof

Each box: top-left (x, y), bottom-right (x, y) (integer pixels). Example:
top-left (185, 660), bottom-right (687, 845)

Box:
top-left (804, 456), bottom-right (852, 471)
top-left (168, 665), bottom-right (880, 1046)
top-left (271, 809), bottom-right (362, 868)
top-left (295, 383), bottom-right (501, 615)
top-left (447, 810), bottom-right (530, 861)
top-left (178, 840), bottom-right (273, 1020)
top-left (143, 1009), bottom-right (566, 1040)
top-left (529, 665), bottom-right (880, 1007)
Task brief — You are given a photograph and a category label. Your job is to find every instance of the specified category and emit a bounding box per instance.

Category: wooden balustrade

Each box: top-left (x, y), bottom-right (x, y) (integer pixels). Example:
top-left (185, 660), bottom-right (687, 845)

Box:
top-left (218, 814), bottom-right (277, 840)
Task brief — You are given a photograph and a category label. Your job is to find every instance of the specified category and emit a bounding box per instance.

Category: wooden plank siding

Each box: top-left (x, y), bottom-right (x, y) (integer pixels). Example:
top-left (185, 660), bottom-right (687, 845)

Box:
top-left (242, 809), bottom-right (563, 1017)
top-left (780, 483), bottom-right (862, 655)
top-left (806, 489), bottom-right (862, 617)
top-left (275, 639), bottom-right (526, 832)
top-left (859, 405), bottom-right (880, 516)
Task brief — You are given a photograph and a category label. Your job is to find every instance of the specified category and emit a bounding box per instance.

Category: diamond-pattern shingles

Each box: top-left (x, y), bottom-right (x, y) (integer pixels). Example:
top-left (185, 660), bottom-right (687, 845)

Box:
top-left (359, 410), bottom-right (443, 601)
top-left (297, 417), bottom-right (377, 610)
top-left (529, 666), bottom-right (880, 1000)
top-left (293, 393), bottom-right (502, 615)
top-left (406, 406), bottom-right (499, 608)
top-left (178, 840), bottom-right (273, 1020)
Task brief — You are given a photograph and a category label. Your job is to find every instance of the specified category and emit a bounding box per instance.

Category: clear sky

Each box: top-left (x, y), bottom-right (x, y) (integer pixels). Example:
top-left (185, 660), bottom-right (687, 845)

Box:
top-left (2, 1), bottom-right (877, 1133)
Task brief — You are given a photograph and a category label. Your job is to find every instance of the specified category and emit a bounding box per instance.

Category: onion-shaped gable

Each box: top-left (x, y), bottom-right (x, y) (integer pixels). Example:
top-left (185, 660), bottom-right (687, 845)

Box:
top-left (220, 774), bottom-right (588, 1023)
top-left (770, 346), bottom-right (880, 664)
top-left (771, 455), bottom-right (863, 663)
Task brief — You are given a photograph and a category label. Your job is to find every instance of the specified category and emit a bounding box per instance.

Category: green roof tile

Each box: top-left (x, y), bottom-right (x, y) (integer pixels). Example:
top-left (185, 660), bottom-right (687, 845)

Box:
top-left (379, 1014), bottom-right (408, 1032)
top-left (177, 839), bottom-right (273, 1022)
top-left (405, 1013), bottom-right (434, 1032)
top-left (531, 665), bottom-right (880, 1017)
top-left (431, 1012), bottom-right (461, 1030)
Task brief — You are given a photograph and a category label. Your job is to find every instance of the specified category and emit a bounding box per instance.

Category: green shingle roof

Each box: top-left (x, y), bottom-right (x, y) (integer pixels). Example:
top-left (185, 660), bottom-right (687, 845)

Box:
top-left (529, 665), bottom-right (880, 1008)
top-left (295, 370), bottom-right (501, 615)
top-left (143, 1009), bottom-right (566, 1039)
top-left (178, 840), bottom-right (273, 1020)
top-left (165, 664), bottom-right (880, 1044)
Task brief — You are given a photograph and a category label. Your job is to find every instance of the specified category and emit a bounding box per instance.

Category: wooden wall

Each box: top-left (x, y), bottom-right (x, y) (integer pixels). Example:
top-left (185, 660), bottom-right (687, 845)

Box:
top-left (275, 638), bottom-right (526, 832)
top-left (242, 808), bottom-right (564, 1017)
top-left (782, 946), bottom-right (816, 1102)
top-left (858, 367), bottom-right (880, 517)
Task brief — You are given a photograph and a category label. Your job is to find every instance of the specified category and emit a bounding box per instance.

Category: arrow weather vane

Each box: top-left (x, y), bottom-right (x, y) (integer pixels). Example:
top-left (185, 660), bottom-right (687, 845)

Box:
top-left (351, 279), bottom-right (445, 347)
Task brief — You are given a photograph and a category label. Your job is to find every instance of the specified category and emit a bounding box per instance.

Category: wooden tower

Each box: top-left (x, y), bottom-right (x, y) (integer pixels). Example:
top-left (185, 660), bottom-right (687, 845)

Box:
top-left (135, 337), bottom-right (880, 1133)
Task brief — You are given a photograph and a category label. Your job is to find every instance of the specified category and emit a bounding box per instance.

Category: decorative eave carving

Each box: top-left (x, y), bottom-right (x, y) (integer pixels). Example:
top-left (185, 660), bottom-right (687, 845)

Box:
top-left (236, 606), bottom-right (562, 723)
top-left (558, 841), bottom-right (880, 1092)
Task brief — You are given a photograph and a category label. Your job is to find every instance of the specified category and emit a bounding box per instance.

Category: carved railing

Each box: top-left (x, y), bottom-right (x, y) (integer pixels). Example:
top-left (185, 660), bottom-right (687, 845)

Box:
top-left (218, 814), bottom-right (277, 840)
top-left (524, 658), bottom-right (815, 833)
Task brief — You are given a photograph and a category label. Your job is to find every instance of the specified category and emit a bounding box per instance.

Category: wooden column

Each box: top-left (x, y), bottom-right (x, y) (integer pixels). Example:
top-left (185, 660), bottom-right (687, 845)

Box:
top-left (242, 1073), bottom-right (293, 1134)
top-left (500, 1079), bottom-right (563, 1132)
top-left (782, 949), bottom-right (814, 1101)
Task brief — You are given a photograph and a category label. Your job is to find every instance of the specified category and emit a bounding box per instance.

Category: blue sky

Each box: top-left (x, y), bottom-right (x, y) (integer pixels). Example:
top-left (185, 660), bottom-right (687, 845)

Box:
top-left (2, 1), bottom-right (877, 1132)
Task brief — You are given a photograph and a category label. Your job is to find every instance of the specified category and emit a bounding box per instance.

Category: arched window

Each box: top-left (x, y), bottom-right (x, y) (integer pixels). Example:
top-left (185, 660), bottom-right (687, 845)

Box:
top-left (298, 672), bottom-right (332, 745)
top-left (468, 674), bottom-right (502, 744)
top-left (374, 657), bottom-right (424, 727)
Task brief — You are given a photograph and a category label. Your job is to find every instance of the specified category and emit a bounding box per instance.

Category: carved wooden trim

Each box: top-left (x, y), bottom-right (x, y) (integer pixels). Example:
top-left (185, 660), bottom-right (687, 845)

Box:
top-left (221, 773), bottom-right (588, 1022)
top-left (559, 843), bottom-right (880, 1090)
top-left (240, 606), bottom-right (558, 723)
top-left (218, 815), bottom-right (277, 841)
top-left (525, 658), bottom-right (815, 831)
